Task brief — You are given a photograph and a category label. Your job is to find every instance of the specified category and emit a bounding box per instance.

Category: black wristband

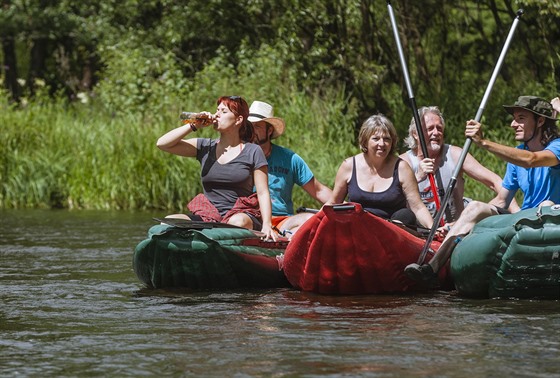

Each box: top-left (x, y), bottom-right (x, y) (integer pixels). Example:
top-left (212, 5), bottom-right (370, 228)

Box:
top-left (190, 124), bottom-right (198, 132)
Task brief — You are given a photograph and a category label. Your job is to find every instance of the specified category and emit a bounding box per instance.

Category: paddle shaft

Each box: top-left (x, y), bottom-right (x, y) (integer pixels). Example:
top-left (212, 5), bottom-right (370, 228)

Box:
top-left (417, 9), bottom-right (524, 264)
top-left (387, 1), bottom-right (442, 217)
top-left (296, 207), bottom-right (320, 214)
top-left (154, 217), bottom-right (289, 241)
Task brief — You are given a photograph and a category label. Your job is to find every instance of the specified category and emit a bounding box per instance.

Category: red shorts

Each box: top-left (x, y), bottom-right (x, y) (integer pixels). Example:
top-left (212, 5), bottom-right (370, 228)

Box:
top-left (272, 215), bottom-right (290, 231)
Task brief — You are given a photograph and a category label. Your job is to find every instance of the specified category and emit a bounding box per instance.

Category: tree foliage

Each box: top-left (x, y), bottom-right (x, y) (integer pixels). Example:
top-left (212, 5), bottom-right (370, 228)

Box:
top-left (2, 1), bottom-right (558, 114)
top-left (0, 0), bottom-right (559, 209)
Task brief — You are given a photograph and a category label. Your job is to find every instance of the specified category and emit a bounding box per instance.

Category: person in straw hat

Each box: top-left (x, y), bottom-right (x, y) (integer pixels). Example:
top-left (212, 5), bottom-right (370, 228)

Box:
top-left (248, 100), bottom-right (332, 237)
top-left (406, 95), bottom-right (560, 285)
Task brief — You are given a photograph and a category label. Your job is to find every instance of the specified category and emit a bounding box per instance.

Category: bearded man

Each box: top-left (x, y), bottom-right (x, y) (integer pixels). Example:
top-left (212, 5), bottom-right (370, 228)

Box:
top-left (399, 106), bottom-right (519, 224)
top-left (406, 96), bottom-right (560, 284)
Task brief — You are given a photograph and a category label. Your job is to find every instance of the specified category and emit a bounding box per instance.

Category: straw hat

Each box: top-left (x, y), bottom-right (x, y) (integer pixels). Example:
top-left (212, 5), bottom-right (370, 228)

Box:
top-left (248, 101), bottom-right (286, 139)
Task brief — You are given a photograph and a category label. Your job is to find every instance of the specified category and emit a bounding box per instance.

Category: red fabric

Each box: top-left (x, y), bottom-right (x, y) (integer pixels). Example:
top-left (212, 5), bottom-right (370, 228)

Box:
top-left (187, 193), bottom-right (262, 224)
top-left (272, 216), bottom-right (290, 228)
top-left (283, 202), bottom-right (447, 295)
top-left (223, 193), bottom-right (261, 223)
top-left (271, 215), bottom-right (290, 234)
top-left (187, 193), bottom-right (222, 222)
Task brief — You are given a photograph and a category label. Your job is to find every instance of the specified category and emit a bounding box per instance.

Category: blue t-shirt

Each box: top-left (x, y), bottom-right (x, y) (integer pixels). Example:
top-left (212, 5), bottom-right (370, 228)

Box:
top-left (267, 144), bottom-right (314, 216)
top-left (502, 138), bottom-right (560, 209)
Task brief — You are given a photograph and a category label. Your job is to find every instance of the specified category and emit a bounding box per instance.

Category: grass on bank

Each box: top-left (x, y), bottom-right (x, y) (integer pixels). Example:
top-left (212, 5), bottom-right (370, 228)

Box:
top-left (1, 93), bottom-right (508, 211)
top-left (0, 87), bottom-right (359, 210)
top-left (1, 42), bottom-right (521, 211)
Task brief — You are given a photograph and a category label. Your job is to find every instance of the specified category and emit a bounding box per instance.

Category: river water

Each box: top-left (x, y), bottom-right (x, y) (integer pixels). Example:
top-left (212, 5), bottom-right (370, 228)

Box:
top-left (1, 209), bottom-right (559, 377)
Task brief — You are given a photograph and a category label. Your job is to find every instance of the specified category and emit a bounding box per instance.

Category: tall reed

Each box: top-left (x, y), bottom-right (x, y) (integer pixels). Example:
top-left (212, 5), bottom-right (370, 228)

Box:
top-left (0, 87), bottom-right (358, 210)
top-left (1, 42), bottom-right (510, 210)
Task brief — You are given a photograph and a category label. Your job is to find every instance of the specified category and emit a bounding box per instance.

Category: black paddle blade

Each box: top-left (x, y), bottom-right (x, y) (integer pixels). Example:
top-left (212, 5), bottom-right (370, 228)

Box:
top-left (153, 217), bottom-right (249, 231)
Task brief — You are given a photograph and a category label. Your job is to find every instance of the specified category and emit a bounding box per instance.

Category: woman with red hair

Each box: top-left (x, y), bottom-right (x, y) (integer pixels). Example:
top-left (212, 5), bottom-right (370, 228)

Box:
top-left (157, 96), bottom-right (276, 240)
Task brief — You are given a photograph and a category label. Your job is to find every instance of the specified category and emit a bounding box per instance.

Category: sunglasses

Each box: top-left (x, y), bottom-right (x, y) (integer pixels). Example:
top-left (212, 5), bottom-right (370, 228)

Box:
top-left (228, 96), bottom-right (242, 101)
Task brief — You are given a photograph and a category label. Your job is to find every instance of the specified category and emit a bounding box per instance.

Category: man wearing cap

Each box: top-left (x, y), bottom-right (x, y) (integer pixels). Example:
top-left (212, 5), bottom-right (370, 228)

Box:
top-left (405, 95), bottom-right (560, 284)
top-left (248, 100), bottom-right (332, 237)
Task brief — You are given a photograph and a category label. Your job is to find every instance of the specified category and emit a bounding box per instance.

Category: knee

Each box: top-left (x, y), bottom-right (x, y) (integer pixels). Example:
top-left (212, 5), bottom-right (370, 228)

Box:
top-left (539, 200), bottom-right (555, 207)
top-left (460, 200), bottom-right (494, 221)
top-left (281, 213), bottom-right (312, 232)
top-left (227, 213), bottom-right (252, 229)
top-left (463, 200), bottom-right (486, 214)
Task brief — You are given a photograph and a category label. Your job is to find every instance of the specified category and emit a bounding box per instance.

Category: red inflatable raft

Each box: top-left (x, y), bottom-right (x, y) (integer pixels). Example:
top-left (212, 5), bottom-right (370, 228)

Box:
top-left (282, 203), bottom-right (448, 295)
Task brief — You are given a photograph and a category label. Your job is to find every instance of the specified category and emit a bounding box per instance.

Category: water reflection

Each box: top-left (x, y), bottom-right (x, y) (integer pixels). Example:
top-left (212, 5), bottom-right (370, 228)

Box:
top-left (1, 209), bottom-right (559, 376)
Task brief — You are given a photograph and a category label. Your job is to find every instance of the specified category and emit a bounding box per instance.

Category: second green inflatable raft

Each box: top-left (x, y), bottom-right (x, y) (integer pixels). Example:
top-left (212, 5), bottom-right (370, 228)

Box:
top-left (451, 206), bottom-right (560, 299)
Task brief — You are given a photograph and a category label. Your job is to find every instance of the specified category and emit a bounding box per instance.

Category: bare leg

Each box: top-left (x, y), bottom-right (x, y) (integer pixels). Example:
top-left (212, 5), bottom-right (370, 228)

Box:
top-left (405, 201), bottom-right (499, 283)
top-left (278, 213), bottom-right (314, 238)
top-left (427, 201), bottom-right (499, 271)
top-left (538, 200), bottom-right (555, 208)
top-left (226, 212), bottom-right (253, 229)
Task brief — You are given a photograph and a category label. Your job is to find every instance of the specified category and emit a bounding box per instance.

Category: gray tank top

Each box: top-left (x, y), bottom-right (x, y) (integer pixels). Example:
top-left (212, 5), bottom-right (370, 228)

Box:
top-left (406, 144), bottom-right (464, 222)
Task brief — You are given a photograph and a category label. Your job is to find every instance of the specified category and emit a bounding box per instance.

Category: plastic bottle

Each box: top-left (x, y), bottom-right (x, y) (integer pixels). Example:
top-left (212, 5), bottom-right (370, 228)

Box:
top-left (180, 112), bottom-right (213, 126)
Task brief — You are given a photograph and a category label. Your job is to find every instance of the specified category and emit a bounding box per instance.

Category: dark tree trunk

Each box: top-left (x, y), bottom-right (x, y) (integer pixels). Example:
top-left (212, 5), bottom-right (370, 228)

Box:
top-left (28, 38), bottom-right (48, 95)
top-left (2, 36), bottom-right (20, 102)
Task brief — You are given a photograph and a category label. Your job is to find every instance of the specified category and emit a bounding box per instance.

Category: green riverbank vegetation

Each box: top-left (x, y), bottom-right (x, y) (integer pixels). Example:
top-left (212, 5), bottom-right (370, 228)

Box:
top-left (1, 1), bottom-right (558, 211)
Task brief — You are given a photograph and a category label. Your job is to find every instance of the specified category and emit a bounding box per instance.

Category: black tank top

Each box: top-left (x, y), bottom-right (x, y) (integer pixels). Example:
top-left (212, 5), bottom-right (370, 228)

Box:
top-left (347, 157), bottom-right (407, 218)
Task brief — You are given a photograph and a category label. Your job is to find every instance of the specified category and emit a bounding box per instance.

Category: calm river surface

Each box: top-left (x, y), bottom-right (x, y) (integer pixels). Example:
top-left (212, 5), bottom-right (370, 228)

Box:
top-left (1, 209), bottom-right (559, 377)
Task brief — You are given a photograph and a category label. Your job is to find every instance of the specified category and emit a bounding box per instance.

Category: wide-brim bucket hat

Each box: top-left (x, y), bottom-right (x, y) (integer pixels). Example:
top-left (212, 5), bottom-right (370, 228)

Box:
top-left (503, 96), bottom-right (556, 120)
top-left (248, 101), bottom-right (286, 139)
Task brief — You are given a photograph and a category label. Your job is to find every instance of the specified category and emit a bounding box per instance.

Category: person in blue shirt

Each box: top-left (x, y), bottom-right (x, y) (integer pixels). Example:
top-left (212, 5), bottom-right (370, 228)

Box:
top-left (249, 101), bottom-right (332, 237)
top-left (405, 95), bottom-right (560, 284)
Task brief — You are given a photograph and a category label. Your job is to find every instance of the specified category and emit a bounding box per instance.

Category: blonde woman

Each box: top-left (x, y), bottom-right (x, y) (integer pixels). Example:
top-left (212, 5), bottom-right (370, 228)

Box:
top-left (328, 113), bottom-right (433, 229)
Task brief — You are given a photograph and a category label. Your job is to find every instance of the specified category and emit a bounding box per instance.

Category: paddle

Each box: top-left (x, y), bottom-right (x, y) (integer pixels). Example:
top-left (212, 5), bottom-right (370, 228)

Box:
top-left (296, 206), bottom-right (320, 214)
top-left (387, 0), bottom-right (443, 222)
top-left (296, 205), bottom-right (355, 213)
top-left (416, 9), bottom-right (524, 265)
top-left (153, 217), bottom-right (290, 242)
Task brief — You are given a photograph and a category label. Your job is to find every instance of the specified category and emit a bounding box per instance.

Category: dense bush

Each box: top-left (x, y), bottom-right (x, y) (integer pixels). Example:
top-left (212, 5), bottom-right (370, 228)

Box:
top-left (0, 49), bottom-right (357, 210)
top-left (1, 0), bottom-right (558, 210)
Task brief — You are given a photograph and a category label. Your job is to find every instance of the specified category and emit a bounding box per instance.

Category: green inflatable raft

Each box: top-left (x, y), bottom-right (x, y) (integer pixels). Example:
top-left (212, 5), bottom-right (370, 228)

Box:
top-left (451, 206), bottom-right (560, 299)
top-left (133, 221), bottom-right (290, 290)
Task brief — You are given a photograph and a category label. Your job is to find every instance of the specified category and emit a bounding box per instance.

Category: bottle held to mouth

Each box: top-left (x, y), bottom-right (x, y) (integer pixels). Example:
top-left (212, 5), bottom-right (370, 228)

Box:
top-left (180, 112), bottom-right (213, 126)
